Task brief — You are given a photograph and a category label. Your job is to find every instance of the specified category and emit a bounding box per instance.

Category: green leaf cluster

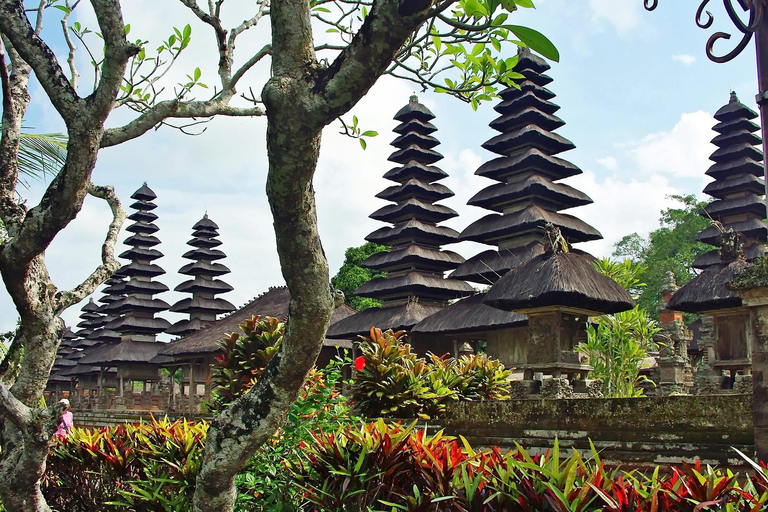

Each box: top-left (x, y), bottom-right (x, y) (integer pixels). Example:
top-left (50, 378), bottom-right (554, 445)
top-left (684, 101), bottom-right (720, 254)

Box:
top-left (352, 327), bottom-right (511, 419)
top-left (331, 242), bottom-right (389, 311)
top-left (613, 194), bottom-right (711, 319)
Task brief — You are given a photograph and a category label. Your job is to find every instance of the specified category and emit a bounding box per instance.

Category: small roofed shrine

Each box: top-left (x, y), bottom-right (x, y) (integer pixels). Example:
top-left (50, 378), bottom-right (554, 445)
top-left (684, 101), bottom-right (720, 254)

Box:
top-left (80, 184), bottom-right (171, 410)
top-left (485, 236), bottom-right (634, 397)
top-left (327, 95), bottom-right (473, 341)
top-left (668, 93), bottom-right (766, 393)
top-left (167, 214), bottom-right (236, 336)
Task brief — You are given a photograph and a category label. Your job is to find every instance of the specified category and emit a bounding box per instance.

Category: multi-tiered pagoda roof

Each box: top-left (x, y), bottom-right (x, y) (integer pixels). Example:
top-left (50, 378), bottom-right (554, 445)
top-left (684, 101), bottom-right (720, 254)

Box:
top-left (693, 92), bottom-right (767, 270)
top-left (327, 96), bottom-right (473, 338)
top-left (669, 93), bottom-right (766, 314)
top-left (103, 184), bottom-right (171, 339)
top-left (452, 49), bottom-right (600, 285)
top-left (167, 214), bottom-right (235, 336)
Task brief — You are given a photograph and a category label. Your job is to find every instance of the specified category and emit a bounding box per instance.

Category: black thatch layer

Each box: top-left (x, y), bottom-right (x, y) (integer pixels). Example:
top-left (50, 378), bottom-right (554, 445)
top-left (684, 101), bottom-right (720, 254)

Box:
top-left (714, 93), bottom-right (758, 121)
top-left (693, 244), bottom-right (768, 269)
top-left (117, 262), bottom-right (166, 277)
top-left (489, 108), bottom-right (564, 134)
top-left (391, 132), bottom-right (440, 149)
top-left (169, 297), bottom-right (236, 314)
top-left (467, 175), bottom-right (592, 212)
top-left (713, 116), bottom-right (760, 134)
top-left (178, 261), bottom-right (231, 276)
top-left (181, 247), bottom-right (227, 261)
top-left (475, 148), bottom-right (581, 183)
top-left (366, 219), bottom-right (460, 246)
top-left (325, 302), bottom-right (444, 339)
top-left (394, 96), bottom-right (435, 121)
top-left (710, 143), bottom-right (763, 163)
top-left (382, 161), bottom-right (448, 184)
top-left (387, 145), bottom-right (444, 165)
top-left (484, 251), bottom-right (635, 315)
top-left (123, 234), bottom-right (161, 247)
top-left (412, 293), bottom-right (527, 334)
top-left (703, 173), bottom-right (765, 198)
top-left (118, 247), bottom-right (163, 261)
top-left (361, 245), bottom-right (464, 272)
top-left (175, 277), bottom-right (234, 293)
top-left (126, 221), bottom-right (159, 234)
top-left (128, 210), bottom-right (158, 223)
top-left (493, 92), bottom-right (560, 117)
top-left (80, 340), bottom-right (164, 365)
top-left (376, 179), bottom-right (453, 203)
top-left (131, 183), bottom-right (157, 201)
top-left (130, 200), bottom-right (157, 212)
top-left (160, 287), bottom-right (357, 356)
top-left (449, 243), bottom-right (546, 284)
top-left (370, 198), bottom-right (458, 224)
top-left (459, 205), bottom-right (602, 245)
top-left (119, 279), bottom-right (170, 294)
top-left (393, 118), bottom-right (437, 135)
top-left (667, 259), bottom-right (748, 313)
top-left (704, 194), bottom-right (766, 219)
top-left (354, 271), bottom-right (474, 300)
top-left (104, 315), bottom-right (171, 334)
top-left (482, 125), bottom-right (575, 157)
top-left (711, 128), bottom-right (762, 147)
top-left (706, 157), bottom-right (764, 179)
top-left (696, 218), bottom-right (768, 245)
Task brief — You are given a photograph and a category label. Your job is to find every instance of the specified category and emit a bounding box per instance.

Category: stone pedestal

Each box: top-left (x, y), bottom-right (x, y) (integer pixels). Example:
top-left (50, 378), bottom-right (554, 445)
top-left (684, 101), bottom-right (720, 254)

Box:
top-left (539, 377), bottom-right (573, 399)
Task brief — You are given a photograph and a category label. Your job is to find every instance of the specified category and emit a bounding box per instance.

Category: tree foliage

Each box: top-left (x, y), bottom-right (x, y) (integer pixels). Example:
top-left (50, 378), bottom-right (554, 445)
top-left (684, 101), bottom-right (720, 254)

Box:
top-left (613, 194), bottom-right (710, 318)
top-left (331, 242), bottom-right (388, 311)
top-left (579, 258), bottom-right (659, 398)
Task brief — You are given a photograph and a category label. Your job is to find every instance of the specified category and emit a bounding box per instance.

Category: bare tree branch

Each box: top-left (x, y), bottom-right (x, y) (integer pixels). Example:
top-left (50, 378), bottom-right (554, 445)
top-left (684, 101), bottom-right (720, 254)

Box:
top-left (60, 0), bottom-right (80, 91)
top-left (54, 182), bottom-right (125, 312)
top-left (0, 0), bottom-right (82, 123)
top-left (0, 381), bottom-right (31, 429)
top-left (230, 44), bottom-right (271, 88)
top-left (100, 99), bottom-right (265, 147)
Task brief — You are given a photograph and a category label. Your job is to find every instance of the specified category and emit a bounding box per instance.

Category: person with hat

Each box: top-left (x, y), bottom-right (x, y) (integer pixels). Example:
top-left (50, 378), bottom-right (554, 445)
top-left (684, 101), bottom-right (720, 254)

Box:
top-left (54, 398), bottom-right (73, 439)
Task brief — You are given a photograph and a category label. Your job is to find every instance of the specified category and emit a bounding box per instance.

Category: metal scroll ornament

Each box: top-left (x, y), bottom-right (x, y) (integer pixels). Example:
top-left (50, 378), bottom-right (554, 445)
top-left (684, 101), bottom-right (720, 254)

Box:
top-left (644, 0), bottom-right (765, 63)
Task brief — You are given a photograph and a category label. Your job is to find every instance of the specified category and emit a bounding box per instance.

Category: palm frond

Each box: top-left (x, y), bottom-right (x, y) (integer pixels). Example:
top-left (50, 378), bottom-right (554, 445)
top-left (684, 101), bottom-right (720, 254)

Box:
top-left (1, 123), bottom-right (68, 187)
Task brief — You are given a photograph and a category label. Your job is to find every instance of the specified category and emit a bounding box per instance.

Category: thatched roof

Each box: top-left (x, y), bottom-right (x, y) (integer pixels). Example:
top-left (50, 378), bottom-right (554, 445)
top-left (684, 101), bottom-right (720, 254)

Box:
top-left (489, 108), bottom-right (563, 134)
top-left (459, 204), bottom-right (602, 245)
top-left (412, 293), bottom-right (527, 334)
top-left (79, 340), bottom-right (164, 365)
top-left (362, 245), bottom-right (464, 273)
top-left (449, 243), bottom-right (545, 285)
top-left (696, 218), bottom-right (767, 245)
top-left (704, 194), bottom-right (765, 219)
top-left (714, 92), bottom-right (758, 122)
top-left (366, 219), bottom-right (459, 246)
top-left (131, 183), bottom-right (157, 201)
top-left (354, 271), bottom-right (474, 301)
top-left (393, 118), bottom-right (437, 135)
top-left (159, 287), bottom-right (357, 357)
top-left (482, 124), bottom-right (574, 157)
top-left (475, 148), bottom-right (581, 183)
top-left (370, 198), bottom-right (457, 224)
top-left (375, 179), bottom-right (453, 203)
top-left (467, 174), bottom-right (592, 213)
top-left (703, 173), bottom-right (765, 198)
top-left (693, 244), bottom-right (768, 270)
top-left (494, 92), bottom-right (559, 118)
top-left (382, 160), bottom-right (447, 183)
top-left (667, 259), bottom-right (748, 313)
top-left (483, 251), bottom-right (635, 315)
top-left (326, 301), bottom-right (444, 339)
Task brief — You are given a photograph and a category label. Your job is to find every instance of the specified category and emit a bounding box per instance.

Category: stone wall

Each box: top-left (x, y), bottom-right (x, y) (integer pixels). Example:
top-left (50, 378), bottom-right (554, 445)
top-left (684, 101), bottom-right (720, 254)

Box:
top-left (444, 394), bottom-right (753, 469)
top-left (74, 410), bottom-right (211, 429)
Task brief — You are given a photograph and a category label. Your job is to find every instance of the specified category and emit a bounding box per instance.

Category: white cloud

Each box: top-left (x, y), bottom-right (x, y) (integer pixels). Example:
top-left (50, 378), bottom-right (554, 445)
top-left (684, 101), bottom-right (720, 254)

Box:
top-left (596, 156), bottom-right (618, 171)
top-left (672, 54), bottom-right (696, 66)
top-left (588, 0), bottom-right (642, 35)
top-left (568, 172), bottom-right (680, 258)
top-left (629, 111), bottom-right (715, 179)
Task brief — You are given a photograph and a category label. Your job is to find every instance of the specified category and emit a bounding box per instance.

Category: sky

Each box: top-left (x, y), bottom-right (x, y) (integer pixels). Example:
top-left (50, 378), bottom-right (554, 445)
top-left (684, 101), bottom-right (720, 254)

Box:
top-left (2, 0), bottom-right (763, 335)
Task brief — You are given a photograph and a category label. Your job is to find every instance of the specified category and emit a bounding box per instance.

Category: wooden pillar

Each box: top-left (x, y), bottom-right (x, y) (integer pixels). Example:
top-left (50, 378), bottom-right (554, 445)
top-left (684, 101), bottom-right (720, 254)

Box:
top-left (119, 375), bottom-right (124, 397)
top-left (189, 360), bottom-right (196, 408)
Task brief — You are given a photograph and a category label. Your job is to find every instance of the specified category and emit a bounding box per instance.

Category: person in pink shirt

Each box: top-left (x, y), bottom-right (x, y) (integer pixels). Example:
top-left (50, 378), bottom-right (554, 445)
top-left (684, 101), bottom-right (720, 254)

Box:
top-left (54, 398), bottom-right (73, 440)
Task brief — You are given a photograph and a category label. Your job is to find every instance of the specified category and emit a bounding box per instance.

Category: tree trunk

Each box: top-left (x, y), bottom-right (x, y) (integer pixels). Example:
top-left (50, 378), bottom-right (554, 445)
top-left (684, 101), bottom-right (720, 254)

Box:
top-left (191, 88), bottom-right (333, 511)
top-left (0, 255), bottom-right (62, 511)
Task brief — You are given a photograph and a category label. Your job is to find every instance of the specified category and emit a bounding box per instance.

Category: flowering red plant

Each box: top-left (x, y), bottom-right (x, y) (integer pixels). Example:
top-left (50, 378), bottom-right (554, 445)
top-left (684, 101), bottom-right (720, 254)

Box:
top-left (354, 355), bottom-right (365, 371)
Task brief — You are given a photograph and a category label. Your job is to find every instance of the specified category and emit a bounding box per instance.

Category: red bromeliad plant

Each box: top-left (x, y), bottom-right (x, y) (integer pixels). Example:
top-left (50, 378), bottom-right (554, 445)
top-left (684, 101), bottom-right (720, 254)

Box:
top-left (210, 315), bottom-right (284, 409)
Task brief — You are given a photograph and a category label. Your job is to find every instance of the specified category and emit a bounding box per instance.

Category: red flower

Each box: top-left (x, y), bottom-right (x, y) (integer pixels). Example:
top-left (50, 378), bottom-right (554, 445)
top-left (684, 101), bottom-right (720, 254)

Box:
top-left (354, 356), bottom-right (365, 371)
